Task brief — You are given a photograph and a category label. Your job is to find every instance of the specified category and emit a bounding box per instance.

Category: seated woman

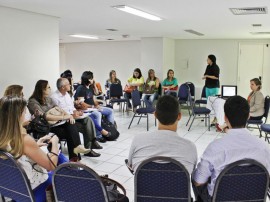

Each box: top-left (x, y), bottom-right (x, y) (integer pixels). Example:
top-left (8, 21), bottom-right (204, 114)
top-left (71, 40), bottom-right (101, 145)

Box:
top-left (143, 69), bottom-right (160, 108)
top-left (74, 71), bottom-right (115, 140)
top-left (28, 80), bottom-right (90, 160)
top-left (248, 78), bottom-right (265, 120)
top-left (162, 69), bottom-right (178, 97)
top-left (0, 96), bottom-right (63, 202)
top-left (124, 68), bottom-right (144, 109)
top-left (105, 70), bottom-right (122, 99)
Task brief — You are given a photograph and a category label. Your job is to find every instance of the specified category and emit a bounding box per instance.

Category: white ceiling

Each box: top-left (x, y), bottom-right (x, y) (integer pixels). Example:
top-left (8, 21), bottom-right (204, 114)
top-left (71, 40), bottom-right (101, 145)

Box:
top-left (1, 0), bottom-right (270, 43)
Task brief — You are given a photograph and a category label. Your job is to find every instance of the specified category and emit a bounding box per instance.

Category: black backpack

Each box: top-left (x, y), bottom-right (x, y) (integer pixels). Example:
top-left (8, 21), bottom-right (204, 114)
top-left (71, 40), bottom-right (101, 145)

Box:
top-left (27, 115), bottom-right (51, 139)
top-left (101, 118), bottom-right (119, 141)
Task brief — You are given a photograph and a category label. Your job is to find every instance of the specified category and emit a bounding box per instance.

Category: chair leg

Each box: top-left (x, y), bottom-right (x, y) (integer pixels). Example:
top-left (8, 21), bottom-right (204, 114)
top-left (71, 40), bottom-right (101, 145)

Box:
top-left (137, 114), bottom-right (142, 124)
top-left (258, 125), bottom-right (262, 138)
top-left (147, 114), bottom-right (149, 131)
top-left (188, 115), bottom-right (196, 131)
top-left (155, 118), bottom-right (157, 126)
top-left (205, 115), bottom-right (207, 126)
top-left (128, 114), bottom-right (136, 129)
top-left (186, 114), bottom-right (193, 126)
top-left (208, 115), bottom-right (210, 131)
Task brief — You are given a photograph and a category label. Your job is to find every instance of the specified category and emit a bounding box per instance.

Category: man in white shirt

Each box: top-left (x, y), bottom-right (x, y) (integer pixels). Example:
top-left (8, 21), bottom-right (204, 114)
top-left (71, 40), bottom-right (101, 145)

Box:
top-left (51, 78), bottom-right (102, 157)
top-left (193, 96), bottom-right (270, 202)
top-left (127, 95), bottom-right (197, 174)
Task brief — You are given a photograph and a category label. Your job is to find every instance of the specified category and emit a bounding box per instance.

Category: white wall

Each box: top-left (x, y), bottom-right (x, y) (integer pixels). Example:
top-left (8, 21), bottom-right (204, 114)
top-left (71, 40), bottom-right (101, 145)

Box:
top-left (175, 39), bottom-right (270, 92)
top-left (60, 41), bottom-right (141, 88)
top-left (0, 6), bottom-right (59, 98)
top-left (163, 38), bottom-right (175, 79)
top-left (140, 37), bottom-right (164, 80)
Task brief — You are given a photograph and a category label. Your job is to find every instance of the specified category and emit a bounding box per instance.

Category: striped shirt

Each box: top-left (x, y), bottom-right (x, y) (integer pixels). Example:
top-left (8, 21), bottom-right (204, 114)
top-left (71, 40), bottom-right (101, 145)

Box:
top-left (193, 128), bottom-right (270, 196)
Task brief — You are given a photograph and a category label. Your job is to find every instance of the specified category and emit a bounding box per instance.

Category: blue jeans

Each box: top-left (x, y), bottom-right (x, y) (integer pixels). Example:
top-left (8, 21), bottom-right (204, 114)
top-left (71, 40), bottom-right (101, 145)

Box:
top-left (32, 153), bottom-right (68, 202)
top-left (165, 90), bottom-right (177, 97)
top-left (205, 87), bottom-right (219, 98)
top-left (143, 93), bottom-right (158, 108)
top-left (89, 106), bottom-right (114, 131)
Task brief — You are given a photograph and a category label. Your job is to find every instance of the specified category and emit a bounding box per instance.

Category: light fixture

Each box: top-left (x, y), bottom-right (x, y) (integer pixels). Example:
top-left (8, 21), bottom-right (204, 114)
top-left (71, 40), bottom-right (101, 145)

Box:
top-left (69, 34), bottom-right (99, 39)
top-left (112, 5), bottom-right (162, 21)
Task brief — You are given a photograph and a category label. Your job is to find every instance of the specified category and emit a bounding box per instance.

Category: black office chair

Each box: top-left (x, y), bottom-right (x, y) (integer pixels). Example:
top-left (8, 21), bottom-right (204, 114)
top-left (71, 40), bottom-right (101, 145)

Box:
top-left (212, 159), bottom-right (269, 202)
top-left (128, 90), bottom-right (156, 131)
top-left (195, 86), bottom-right (207, 106)
top-left (246, 96), bottom-right (270, 137)
top-left (53, 162), bottom-right (109, 202)
top-left (186, 90), bottom-right (211, 131)
top-left (109, 84), bottom-right (128, 112)
top-left (0, 150), bottom-right (35, 202)
top-left (135, 156), bottom-right (191, 202)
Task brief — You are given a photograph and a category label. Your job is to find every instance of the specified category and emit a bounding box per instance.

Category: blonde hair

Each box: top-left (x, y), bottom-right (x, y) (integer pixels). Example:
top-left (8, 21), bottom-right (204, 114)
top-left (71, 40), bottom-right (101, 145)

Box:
top-left (4, 85), bottom-right (23, 97)
top-left (0, 96), bottom-right (27, 158)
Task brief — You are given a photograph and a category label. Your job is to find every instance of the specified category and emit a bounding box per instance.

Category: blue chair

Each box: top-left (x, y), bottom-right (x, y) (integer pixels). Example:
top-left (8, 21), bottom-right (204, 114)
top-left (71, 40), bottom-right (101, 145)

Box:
top-left (135, 156), bottom-right (191, 202)
top-left (186, 91), bottom-right (211, 131)
top-left (195, 86), bottom-right (207, 106)
top-left (0, 150), bottom-right (35, 202)
top-left (246, 96), bottom-right (270, 137)
top-left (186, 82), bottom-right (195, 101)
top-left (128, 90), bottom-right (156, 131)
top-left (212, 159), bottom-right (269, 202)
top-left (178, 83), bottom-right (192, 115)
top-left (109, 84), bottom-right (128, 112)
top-left (261, 124), bottom-right (270, 143)
top-left (52, 162), bottom-right (109, 202)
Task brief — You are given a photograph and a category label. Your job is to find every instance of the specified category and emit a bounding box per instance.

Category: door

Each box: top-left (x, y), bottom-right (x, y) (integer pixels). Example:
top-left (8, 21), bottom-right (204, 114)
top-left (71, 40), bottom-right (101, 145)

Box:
top-left (237, 43), bottom-right (264, 98)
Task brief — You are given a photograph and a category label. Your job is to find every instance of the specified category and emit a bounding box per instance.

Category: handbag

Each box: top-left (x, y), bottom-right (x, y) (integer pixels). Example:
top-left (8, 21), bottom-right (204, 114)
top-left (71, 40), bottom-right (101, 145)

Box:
top-left (28, 115), bottom-right (51, 139)
top-left (45, 107), bottom-right (66, 125)
top-left (100, 175), bottom-right (128, 202)
top-left (143, 84), bottom-right (155, 94)
top-left (74, 101), bottom-right (89, 110)
top-left (123, 85), bottom-right (135, 93)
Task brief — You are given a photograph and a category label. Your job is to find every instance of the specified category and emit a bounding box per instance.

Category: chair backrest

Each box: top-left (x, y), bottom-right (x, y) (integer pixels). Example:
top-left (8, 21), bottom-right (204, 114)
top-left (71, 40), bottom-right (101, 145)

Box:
top-left (201, 86), bottom-right (206, 99)
top-left (53, 162), bottom-right (109, 202)
top-left (109, 84), bottom-right (123, 97)
top-left (186, 82), bottom-right (195, 98)
top-left (131, 90), bottom-right (142, 108)
top-left (0, 150), bottom-right (35, 202)
top-left (263, 96), bottom-right (270, 121)
top-left (178, 83), bottom-right (190, 101)
top-left (212, 159), bottom-right (269, 202)
top-left (135, 156), bottom-right (191, 202)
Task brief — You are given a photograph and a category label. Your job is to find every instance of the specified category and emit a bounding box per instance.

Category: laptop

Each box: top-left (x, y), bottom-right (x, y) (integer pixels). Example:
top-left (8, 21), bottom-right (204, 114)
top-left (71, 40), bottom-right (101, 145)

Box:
top-left (221, 85), bottom-right (237, 99)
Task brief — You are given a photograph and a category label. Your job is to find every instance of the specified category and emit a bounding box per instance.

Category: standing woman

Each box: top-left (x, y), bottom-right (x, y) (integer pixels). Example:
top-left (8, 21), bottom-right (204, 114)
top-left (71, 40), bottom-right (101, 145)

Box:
top-left (143, 69), bottom-right (160, 108)
top-left (202, 54), bottom-right (220, 98)
top-left (162, 69), bottom-right (178, 97)
top-left (124, 68), bottom-right (144, 109)
top-left (248, 78), bottom-right (265, 120)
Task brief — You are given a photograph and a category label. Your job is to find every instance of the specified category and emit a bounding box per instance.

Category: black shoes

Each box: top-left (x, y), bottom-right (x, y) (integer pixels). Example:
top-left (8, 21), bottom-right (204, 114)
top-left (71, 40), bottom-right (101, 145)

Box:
top-left (92, 141), bottom-right (103, 149)
top-left (84, 150), bottom-right (101, 157)
top-left (97, 137), bottom-right (107, 143)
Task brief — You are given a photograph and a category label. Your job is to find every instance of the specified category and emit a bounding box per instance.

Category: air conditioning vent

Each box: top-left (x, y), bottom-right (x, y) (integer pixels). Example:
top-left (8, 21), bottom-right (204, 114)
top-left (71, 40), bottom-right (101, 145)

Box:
top-left (252, 24), bottom-right (262, 27)
top-left (250, 32), bottom-right (270, 35)
top-left (184, 29), bottom-right (204, 36)
top-left (106, 29), bottom-right (118, 31)
top-left (230, 7), bottom-right (267, 15)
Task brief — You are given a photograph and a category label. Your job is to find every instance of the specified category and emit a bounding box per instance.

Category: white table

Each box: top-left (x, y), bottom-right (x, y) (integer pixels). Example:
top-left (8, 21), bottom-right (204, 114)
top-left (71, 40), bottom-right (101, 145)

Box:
top-left (206, 96), bottom-right (226, 125)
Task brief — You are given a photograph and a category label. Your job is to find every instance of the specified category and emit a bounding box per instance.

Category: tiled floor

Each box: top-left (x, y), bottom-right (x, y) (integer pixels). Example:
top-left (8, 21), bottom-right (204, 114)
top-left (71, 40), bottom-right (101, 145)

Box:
top-left (62, 108), bottom-right (270, 202)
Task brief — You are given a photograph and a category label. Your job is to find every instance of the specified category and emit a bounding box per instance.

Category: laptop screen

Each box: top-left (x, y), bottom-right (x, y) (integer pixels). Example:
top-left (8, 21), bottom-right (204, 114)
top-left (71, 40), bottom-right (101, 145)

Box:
top-left (221, 85), bottom-right (237, 98)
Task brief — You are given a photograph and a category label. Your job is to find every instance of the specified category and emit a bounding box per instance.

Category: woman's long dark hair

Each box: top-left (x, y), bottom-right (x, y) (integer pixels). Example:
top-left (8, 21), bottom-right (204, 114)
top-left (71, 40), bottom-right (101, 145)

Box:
top-left (109, 70), bottom-right (117, 82)
top-left (133, 68), bottom-right (142, 79)
top-left (81, 71), bottom-right (94, 86)
top-left (167, 69), bottom-right (174, 80)
top-left (29, 80), bottom-right (48, 105)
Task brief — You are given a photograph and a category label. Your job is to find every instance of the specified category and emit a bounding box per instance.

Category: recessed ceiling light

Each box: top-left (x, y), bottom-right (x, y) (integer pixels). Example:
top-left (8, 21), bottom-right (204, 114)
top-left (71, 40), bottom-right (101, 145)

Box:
top-left (69, 34), bottom-right (99, 39)
top-left (112, 5), bottom-right (162, 21)
top-left (107, 39), bottom-right (114, 40)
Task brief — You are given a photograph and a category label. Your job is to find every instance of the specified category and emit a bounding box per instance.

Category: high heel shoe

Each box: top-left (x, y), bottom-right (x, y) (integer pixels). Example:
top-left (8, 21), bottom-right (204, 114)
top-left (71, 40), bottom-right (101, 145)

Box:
top-left (73, 145), bottom-right (91, 155)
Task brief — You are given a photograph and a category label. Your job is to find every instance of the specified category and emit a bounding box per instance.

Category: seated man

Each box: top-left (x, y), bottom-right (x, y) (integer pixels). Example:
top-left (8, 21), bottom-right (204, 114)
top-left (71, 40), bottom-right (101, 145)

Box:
top-left (193, 95), bottom-right (270, 202)
top-left (51, 78), bottom-right (102, 157)
top-left (127, 95), bottom-right (197, 174)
